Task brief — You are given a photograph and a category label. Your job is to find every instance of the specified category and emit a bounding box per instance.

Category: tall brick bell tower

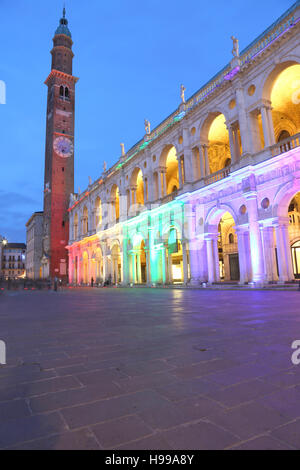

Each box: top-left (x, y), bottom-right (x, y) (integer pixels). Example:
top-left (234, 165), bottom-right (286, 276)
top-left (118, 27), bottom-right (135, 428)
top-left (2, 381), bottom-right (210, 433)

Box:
top-left (41, 8), bottom-right (78, 280)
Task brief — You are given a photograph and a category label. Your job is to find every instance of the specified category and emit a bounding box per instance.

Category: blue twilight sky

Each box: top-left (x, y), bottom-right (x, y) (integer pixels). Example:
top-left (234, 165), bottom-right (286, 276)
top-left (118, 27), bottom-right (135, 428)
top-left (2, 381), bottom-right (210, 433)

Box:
top-left (0, 0), bottom-right (292, 242)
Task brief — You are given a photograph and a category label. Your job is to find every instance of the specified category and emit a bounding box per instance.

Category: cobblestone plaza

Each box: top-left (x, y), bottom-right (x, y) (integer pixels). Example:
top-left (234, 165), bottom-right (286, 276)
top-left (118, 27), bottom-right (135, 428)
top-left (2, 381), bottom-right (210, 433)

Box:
top-left (0, 288), bottom-right (299, 450)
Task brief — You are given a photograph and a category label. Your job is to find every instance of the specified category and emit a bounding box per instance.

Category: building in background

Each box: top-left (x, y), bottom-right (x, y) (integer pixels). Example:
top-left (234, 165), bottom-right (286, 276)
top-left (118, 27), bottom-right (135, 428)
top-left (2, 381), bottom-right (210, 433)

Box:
top-left (25, 212), bottom-right (44, 279)
top-left (1, 243), bottom-right (26, 280)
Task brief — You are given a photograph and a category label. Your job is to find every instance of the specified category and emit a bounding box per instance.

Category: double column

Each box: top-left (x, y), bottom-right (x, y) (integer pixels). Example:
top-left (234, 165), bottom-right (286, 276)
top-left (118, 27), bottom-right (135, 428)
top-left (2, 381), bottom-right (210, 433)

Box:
top-left (225, 122), bottom-right (241, 164)
top-left (234, 83), bottom-right (252, 157)
top-left (246, 193), bottom-right (265, 284)
top-left (235, 227), bottom-right (251, 284)
top-left (205, 230), bottom-right (220, 283)
top-left (158, 167), bottom-right (167, 198)
top-left (200, 144), bottom-right (210, 176)
top-left (260, 100), bottom-right (275, 148)
top-left (274, 219), bottom-right (294, 283)
top-left (260, 225), bottom-right (278, 283)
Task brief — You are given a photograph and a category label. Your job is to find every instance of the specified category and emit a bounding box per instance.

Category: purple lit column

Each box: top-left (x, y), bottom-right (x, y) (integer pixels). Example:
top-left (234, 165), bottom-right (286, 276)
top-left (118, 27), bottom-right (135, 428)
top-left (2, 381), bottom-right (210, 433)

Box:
top-left (236, 227), bottom-right (248, 284)
top-left (188, 239), bottom-right (201, 285)
top-left (246, 194), bottom-right (265, 284)
top-left (206, 237), bottom-right (215, 283)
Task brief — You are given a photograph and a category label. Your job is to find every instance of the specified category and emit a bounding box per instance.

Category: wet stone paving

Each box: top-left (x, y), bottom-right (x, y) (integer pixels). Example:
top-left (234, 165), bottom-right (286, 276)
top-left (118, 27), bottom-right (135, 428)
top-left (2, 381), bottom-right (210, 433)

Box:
top-left (0, 287), bottom-right (300, 450)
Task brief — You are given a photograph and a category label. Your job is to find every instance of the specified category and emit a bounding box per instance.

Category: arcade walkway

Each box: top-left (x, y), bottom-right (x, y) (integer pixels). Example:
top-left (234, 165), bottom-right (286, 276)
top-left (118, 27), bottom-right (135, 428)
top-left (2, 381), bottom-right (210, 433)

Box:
top-left (0, 288), bottom-right (299, 449)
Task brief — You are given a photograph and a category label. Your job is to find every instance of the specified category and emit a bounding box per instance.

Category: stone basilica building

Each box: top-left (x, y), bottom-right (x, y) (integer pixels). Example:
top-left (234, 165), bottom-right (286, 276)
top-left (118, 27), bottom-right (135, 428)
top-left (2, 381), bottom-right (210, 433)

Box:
top-left (29, 3), bottom-right (300, 286)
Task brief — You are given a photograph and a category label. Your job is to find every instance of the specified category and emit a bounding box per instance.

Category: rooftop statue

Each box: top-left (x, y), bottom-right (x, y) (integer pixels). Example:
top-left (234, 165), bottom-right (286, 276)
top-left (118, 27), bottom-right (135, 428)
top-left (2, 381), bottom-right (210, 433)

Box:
top-left (231, 36), bottom-right (239, 57)
top-left (144, 119), bottom-right (151, 135)
top-left (120, 143), bottom-right (125, 156)
top-left (180, 84), bottom-right (186, 104)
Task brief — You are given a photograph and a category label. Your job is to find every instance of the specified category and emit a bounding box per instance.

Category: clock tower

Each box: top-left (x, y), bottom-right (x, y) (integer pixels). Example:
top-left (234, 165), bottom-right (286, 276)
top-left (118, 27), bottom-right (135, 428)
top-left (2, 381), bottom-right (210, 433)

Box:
top-left (42, 8), bottom-right (79, 279)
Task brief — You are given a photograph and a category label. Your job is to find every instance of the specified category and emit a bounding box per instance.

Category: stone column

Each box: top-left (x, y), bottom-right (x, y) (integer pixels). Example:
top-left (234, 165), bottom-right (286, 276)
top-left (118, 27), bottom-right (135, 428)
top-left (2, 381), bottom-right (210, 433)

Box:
top-left (177, 155), bottom-right (183, 188)
top-left (122, 238), bottom-right (129, 285)
top-left (233, 127), bottom-right (241, 161)
top-left (236, 228), bottom-right (248, 284)
top-left (202, 144), bottom-right (210, 176)
top-left (131, 252), bottom-right (137, 284)
top-left (76, 254), bottom-right (80, 284)
top-left (167, 249), bottom-right (173, 284)
top-left (235, 85), bottom-right (251, 156)
top-left (156, 172), bottom-right (162, 199)
top-left (148, 172), bottom-right (155, 202)
top-left (143, 177), bottom-right (148, 204)
top-left (198, 146), bottom-right (205, 178)
top-left (161, 168), bottom-right (167, 197)
top-left (260, 103), bottom-right (275, 148)
top-left (206, 238), bottom-right (215, 283)
top-left (188, 239), bottom-right (201, 285)
top-left (212, 234), bottom-right (220, 282)
top-left (145, 249), bottom-right (151, 285)
top-left (131, 186), bottom-right (137, 205)
top-left (246, 194), bottom-right (265, 284)
top-left (87, 254), bottom-right (91, 285)
top-left (226, 123), bottom-right (236, 164)
top-left (136, 251), bottom-right (142, 283)
top-left (68, 253), bottom-right (73, 284)
top-left (182, 241), bottom-right (189, 284)
top-left (249, 111), bottom-right (262, 153)
top-left (103, 249), bottom-right (108, 282)
top-left (162, 246), bottom-right (167, 284)
top-left (281, 223), bottom-right (294, 281)
top-left (274, 223), bottom-right (288, 283)
top-left (119, 190), bottom-right (127, 222)
top-left (266, 105), bottom-right (275, 146)
top-left (261, 226), bottom-right (278, 282)
top-left (183, 149), bottom-right (194, 183)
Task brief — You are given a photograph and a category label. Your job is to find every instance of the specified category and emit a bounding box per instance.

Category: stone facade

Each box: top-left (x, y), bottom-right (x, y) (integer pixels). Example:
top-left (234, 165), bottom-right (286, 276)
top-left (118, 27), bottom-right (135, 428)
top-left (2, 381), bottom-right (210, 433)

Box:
top-left (67, 2), bottom-right (300, 286)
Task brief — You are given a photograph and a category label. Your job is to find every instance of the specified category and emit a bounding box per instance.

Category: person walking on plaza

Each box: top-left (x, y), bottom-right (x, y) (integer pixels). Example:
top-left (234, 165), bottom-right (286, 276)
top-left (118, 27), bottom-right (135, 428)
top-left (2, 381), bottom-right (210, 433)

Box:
top-left (54, 276), bottom-right (58, 292)
top-left (91, 277), bottom-right (94, 287)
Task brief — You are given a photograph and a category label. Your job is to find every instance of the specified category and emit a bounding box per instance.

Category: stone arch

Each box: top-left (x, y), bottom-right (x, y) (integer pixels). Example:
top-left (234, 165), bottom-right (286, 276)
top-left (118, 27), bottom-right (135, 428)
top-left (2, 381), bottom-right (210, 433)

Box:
top-left (273, 180), bottom-right (300, 218)
top-left (159, 145), bottom-right (179, 196)
top-left (82, 250), bottom-right (89, 284)
top-left (130, 167), bottom-right (144, 205)
top-left (200, 110), bottom-right (228, 143)
top-left (132, 231), bottom-right (147, 249)
top-left (94, 196), bottom-right (102, 229)
top-left (110, 184), bottom-right (120, 221)
top-left (261, 59), bottom-right (300, 101)
top-left (159, 143), bottom-right (179, 166)
top-left (200, 111), bottom-right (232, 173)
top-left (205, 203), bottom-right (238, 227)
top-left (162, 220), bottom-right (183, 241)
top-left (82, 206), bottom-right (88, 235)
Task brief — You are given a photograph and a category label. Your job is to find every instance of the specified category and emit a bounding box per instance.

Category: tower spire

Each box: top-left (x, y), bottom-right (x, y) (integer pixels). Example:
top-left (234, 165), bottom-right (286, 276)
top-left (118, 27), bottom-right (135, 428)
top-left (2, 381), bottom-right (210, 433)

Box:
top-left (55, 5), bottom-right (71, 38)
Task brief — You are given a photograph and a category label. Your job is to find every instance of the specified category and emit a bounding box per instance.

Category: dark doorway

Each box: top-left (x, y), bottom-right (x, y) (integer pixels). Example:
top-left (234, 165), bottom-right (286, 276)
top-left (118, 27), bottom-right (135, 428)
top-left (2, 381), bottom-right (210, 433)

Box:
top-left (229, 253), bottom-right (240, 281)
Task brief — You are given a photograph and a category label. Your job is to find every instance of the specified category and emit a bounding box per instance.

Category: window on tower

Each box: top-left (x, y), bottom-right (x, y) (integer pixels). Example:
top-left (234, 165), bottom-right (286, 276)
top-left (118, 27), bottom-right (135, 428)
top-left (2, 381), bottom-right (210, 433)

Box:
top-left (60, 86), bottom-right (64, 97)
top-left (65, 87), bottom-right (69, 99)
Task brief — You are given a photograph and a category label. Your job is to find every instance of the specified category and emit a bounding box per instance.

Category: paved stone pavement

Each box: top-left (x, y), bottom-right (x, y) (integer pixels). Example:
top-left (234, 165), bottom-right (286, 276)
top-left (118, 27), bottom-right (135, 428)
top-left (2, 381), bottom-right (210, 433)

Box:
top-left (0, 287), bottom-right (300, 450)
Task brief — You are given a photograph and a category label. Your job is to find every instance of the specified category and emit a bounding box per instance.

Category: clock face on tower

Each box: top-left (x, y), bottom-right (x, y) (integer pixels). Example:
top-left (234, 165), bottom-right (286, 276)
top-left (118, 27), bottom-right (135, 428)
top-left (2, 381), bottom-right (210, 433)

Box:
top-left (53, 136), bottom-right (73, 158)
